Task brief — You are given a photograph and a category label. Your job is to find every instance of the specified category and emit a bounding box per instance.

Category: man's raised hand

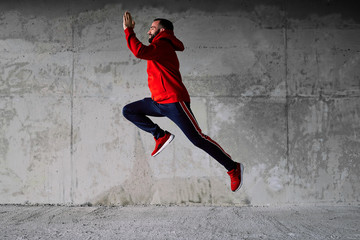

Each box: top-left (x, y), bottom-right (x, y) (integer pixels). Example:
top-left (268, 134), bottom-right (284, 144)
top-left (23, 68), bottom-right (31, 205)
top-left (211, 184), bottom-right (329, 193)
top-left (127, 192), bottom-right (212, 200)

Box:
top-left (123, 11), bottom-right (135, 30)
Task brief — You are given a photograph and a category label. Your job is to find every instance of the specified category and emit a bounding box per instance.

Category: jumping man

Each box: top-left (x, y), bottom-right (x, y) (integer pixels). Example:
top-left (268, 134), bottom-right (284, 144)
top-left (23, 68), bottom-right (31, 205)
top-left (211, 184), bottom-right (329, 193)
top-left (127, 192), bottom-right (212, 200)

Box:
top-left (122, 11), bottom-right (244, 192)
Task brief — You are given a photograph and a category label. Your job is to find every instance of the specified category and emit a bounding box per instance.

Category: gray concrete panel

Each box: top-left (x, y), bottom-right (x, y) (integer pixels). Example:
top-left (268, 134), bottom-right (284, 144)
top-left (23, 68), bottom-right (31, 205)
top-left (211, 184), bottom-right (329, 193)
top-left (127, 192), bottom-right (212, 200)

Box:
top-left (288, 98), bottom-right (360, 203)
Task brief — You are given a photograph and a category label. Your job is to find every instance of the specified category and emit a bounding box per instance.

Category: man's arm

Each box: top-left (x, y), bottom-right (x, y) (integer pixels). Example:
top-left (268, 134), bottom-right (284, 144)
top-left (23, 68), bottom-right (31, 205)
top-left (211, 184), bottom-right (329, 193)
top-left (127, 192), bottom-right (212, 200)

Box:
top-left (123, 11), bottom-right (161, 61)
top-left (125, 28), bottom-right (163, 60)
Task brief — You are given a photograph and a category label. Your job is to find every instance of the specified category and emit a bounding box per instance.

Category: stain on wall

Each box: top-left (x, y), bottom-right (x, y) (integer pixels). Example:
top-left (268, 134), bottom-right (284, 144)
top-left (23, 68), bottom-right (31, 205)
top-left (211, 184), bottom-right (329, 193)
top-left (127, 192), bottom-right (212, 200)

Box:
top-left (0, 0), bottom-right (359, 205)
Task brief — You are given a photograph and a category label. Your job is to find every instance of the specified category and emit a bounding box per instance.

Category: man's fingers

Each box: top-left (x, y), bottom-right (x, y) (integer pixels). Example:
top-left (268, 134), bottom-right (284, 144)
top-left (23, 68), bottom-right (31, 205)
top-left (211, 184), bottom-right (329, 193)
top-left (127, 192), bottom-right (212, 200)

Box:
top-left (123, 11), bottom-right (129, 20)
top-left (123, 11), bottom-right (134, 29)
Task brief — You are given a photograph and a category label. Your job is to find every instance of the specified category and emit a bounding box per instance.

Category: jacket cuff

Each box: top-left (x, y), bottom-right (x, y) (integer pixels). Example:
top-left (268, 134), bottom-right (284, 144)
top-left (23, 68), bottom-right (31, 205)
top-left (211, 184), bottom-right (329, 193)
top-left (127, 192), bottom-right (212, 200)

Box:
top-left (124, 27), bottom-right (134, 36)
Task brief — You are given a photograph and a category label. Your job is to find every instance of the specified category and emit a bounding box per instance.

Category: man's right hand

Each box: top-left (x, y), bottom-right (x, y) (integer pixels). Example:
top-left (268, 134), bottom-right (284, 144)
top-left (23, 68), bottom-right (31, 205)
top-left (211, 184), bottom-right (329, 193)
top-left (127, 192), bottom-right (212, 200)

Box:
top-left (123, 11), bottom-right (135, 30)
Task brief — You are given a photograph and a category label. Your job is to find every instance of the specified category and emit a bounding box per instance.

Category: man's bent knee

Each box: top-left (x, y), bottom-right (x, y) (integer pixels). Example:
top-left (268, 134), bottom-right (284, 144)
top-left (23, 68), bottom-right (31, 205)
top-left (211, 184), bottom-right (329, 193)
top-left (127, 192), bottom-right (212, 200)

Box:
top-left (122, 104), bottom-right (132, 119)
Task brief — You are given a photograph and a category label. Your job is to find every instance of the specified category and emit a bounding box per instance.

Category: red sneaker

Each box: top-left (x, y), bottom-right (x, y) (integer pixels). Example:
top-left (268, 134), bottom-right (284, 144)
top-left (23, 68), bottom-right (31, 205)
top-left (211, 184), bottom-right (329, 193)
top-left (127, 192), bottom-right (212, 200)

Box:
top-left (227, 162), bottom-right (244, 192)
top-left (151, 131), bottom-right (175, 157)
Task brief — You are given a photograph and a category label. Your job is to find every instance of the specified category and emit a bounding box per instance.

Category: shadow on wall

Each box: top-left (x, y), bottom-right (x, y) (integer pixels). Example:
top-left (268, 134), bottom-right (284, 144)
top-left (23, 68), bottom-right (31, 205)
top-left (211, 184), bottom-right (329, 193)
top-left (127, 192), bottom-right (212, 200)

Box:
top-left (92, 130), bottom-right (251, 206)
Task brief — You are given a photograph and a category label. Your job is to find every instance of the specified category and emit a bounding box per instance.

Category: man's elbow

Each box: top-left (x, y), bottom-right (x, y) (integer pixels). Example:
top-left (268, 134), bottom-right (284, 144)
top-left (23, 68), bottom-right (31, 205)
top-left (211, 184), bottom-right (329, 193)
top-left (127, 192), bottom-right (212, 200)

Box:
top-left (133, 48), bottom-right (150, 60)
top-left (133, 51), bottom-right (145, 59)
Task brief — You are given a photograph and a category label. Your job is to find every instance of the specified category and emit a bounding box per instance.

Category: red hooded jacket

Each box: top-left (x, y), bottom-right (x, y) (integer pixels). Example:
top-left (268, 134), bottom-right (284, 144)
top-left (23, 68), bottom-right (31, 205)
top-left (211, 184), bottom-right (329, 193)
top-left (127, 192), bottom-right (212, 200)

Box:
top-left (124, 27), bottom-right (190, 104)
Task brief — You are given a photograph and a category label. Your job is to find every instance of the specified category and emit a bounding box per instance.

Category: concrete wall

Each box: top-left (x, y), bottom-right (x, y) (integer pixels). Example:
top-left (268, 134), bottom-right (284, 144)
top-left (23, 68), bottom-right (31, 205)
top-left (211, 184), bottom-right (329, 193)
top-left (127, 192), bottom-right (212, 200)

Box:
top-left (0, 0), bottom-right (359, 206)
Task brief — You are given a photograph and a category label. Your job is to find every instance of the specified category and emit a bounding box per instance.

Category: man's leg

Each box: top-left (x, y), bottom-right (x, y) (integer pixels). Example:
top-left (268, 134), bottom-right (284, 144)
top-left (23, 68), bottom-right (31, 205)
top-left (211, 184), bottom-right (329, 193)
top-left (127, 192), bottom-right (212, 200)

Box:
top-left (122, 98), bottom-right (175, 157)
top-left (160, 101), bottom-right (243, 191)
top-left (122, 98), bottom-right (165, 139)
top-left (159, 101), bottom-right (237, 171)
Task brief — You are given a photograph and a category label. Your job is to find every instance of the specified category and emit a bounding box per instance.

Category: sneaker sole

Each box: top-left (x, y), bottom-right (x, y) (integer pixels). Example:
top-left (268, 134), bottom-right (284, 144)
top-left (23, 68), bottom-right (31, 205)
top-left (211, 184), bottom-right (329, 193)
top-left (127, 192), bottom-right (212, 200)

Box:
top-left (151, 134), bottom-right (175, 157)
top-left (234, 163), bottom-right (244, 192)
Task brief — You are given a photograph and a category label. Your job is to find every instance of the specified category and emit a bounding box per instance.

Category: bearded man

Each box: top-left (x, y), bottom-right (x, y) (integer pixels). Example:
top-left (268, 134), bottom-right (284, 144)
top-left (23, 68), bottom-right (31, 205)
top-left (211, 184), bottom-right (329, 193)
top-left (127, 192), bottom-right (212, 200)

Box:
top-left (122, 12), bottom-right (244, 192)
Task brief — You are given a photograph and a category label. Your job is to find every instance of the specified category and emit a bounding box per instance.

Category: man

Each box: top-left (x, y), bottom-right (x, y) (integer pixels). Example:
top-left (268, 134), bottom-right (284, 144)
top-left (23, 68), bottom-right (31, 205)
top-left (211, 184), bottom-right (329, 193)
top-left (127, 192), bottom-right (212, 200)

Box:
top-left (122, 11), bottom-right (244, 192)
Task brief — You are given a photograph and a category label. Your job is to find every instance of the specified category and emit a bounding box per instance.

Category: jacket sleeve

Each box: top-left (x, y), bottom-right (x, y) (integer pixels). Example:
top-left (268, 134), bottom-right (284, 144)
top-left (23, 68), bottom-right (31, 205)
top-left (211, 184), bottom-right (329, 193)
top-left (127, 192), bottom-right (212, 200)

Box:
top-left (124, 28), bottom-right (161, 61)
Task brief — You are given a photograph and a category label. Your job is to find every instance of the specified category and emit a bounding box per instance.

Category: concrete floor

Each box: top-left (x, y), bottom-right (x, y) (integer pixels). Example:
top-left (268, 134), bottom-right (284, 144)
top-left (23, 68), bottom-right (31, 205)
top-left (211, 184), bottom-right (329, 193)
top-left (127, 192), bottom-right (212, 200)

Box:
top-left (0, 205), bottom-right (359, 240)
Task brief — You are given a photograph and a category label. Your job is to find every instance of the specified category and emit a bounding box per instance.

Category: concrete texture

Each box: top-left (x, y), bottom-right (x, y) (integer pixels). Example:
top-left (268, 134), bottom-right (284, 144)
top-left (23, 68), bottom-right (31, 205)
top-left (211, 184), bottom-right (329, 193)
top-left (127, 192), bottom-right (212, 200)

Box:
top-left (0, 205), bottom-right (359, 240)
top-left (0, 0), bottom-right (359, 206)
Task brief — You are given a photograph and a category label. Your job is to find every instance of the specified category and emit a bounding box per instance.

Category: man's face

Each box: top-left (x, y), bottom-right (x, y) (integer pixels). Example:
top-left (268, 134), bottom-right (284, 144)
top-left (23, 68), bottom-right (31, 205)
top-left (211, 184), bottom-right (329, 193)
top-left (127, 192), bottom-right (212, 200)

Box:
top-left (148, 20), bottom-right (161, 43)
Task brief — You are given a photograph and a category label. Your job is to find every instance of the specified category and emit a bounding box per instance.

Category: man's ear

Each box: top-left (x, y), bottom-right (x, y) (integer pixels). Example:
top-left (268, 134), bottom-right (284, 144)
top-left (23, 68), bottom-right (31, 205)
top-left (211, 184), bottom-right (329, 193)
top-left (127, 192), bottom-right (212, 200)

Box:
top-left (160, 28), bottom-right (165, 32)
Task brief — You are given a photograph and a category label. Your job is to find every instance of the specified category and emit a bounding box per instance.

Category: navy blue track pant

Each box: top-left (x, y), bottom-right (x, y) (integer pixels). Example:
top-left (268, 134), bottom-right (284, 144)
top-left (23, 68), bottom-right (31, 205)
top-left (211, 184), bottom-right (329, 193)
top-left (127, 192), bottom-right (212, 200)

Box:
top-left (122, 98), bottom-right (237, 171)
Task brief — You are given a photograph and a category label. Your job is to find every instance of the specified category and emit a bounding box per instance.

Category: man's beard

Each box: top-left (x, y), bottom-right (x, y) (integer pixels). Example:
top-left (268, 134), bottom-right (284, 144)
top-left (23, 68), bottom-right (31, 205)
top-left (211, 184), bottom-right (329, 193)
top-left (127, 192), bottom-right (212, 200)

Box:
top-left (148, 29), bottom-right (160, 43)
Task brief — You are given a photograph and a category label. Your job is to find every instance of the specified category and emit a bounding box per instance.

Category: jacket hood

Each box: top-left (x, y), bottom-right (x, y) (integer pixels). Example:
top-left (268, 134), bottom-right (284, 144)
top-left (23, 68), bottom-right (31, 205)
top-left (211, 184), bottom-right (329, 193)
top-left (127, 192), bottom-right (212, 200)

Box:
top-left (152, 29), bottom-right (184, 51)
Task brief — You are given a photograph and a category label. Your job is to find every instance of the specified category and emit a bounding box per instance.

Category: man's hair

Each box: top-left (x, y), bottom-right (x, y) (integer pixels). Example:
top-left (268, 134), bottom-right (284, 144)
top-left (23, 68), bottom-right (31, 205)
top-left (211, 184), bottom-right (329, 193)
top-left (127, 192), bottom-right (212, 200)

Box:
top-left (154, 18), bottom-right (174, 31)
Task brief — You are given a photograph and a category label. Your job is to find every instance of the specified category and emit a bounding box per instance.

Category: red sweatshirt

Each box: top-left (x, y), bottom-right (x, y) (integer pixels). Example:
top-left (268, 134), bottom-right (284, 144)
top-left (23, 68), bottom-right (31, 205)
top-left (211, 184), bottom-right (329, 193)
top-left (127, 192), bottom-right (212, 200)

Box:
top-left (124, 27), bottom-right (190, 104)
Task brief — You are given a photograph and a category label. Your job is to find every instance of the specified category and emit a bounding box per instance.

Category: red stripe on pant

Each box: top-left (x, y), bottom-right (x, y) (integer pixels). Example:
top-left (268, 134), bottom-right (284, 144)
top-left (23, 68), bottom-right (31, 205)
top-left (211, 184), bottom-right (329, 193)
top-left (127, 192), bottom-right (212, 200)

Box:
top-left (179, 102), bottom-right (232, 160)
